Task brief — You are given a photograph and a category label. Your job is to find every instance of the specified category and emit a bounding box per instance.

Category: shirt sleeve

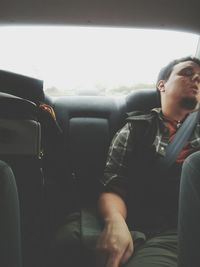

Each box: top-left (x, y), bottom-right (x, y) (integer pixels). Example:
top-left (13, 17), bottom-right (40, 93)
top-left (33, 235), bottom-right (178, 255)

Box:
top-left (100, 122), bottom-right (134, 199)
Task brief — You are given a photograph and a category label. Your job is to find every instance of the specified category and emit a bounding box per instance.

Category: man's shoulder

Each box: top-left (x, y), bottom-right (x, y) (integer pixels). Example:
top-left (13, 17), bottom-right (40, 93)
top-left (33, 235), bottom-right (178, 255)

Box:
top-left (125, 109), bottom-right (159, 150)
top-left (126, 109), bottom-right (159, 123)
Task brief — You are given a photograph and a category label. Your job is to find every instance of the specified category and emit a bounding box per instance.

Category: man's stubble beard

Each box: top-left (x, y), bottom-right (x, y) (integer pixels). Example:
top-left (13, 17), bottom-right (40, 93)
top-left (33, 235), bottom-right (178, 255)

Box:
top-left (179, 96), bottom-right (199, 111)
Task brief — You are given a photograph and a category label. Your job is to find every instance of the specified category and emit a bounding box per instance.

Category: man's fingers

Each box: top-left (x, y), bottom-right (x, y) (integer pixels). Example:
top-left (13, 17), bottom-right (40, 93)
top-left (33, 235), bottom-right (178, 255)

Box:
top-left (106, 253), bottom-right (122, 267)
top-left (121, 242), bottom-right (134, 264)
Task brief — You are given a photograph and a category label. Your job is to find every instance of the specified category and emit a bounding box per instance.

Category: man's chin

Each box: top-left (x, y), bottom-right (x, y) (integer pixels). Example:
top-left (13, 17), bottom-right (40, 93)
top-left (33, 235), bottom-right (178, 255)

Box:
top-left (179, 97), bottom-right (198, 111)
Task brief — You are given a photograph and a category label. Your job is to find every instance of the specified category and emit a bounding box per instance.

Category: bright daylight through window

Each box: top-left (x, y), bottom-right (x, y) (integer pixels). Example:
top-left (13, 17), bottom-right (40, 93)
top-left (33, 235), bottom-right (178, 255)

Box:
top-left (0, 26), bottom-right (199, 96)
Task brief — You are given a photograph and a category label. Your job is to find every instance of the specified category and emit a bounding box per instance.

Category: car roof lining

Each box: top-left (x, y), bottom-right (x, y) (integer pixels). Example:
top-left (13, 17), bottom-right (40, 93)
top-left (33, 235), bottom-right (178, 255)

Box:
top-left (0, 0), bottom-right (200, 34)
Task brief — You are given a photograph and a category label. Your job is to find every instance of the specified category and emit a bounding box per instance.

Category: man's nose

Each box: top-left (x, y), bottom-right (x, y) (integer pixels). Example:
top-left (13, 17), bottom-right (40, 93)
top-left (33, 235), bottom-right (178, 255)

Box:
top-left (192, 73), bottom-right (200, 82)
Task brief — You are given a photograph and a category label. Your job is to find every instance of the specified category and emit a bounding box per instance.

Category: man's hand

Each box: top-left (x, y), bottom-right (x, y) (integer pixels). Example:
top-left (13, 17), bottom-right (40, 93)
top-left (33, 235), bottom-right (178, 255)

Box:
top-left (96, 213), bottom-right (134, 267)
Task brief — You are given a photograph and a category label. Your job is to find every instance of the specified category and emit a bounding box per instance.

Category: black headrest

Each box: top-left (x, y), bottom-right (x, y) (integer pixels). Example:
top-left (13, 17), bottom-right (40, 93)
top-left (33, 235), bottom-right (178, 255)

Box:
top-left (126, 89), bottom-right (160, 112)
top-left (0, 70), bottom-right (44, 103)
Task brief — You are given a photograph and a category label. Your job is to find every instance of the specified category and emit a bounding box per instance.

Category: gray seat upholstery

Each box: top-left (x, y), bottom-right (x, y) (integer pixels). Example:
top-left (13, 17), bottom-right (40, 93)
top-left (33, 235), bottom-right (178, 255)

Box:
top-left (51, 88), bottom-right (159, 267)
top-left (0, 68), bottom-right (160, 267)
top-left (52, 89), bottom-right (159, 211)
top-left (0, 71), bottom-right (45, 267)
top-left (126, 88), bottom-right (159, 112)
top-left (0, 69), bottom-right (44, 103)
top-left (53, 96), bottom-right (127, 210)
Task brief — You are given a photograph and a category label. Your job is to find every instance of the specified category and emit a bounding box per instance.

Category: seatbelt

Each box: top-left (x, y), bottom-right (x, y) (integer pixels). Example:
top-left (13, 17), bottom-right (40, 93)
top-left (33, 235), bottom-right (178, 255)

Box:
top-left (159, 108), bottom-right (200, 171)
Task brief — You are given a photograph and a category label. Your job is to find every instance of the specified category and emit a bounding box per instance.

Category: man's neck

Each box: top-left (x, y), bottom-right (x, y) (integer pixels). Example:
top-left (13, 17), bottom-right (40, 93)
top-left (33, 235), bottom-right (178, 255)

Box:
top-left (161, 105), bottom-right (191, 122)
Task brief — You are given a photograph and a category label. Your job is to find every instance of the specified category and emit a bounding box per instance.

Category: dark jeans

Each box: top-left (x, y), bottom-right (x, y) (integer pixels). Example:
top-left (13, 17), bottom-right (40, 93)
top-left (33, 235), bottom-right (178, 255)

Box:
top-left (0, 160), bottom-right (22, 267)
top-left (54, 211), bottom-right (178, 267)
top-left (178, 151), bottom-right (200, 267)
top-left (55, 150), bottom-right (200, 267)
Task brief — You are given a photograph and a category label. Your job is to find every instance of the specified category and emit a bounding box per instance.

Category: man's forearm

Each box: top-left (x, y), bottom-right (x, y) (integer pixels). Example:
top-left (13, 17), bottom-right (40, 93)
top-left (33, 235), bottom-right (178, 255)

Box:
top-left (98, 192), bottom-right (127, 223)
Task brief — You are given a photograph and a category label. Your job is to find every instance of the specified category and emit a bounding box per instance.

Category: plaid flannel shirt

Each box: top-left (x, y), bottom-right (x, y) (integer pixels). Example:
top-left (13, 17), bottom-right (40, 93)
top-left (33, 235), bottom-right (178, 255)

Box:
top-left (101, 108), bottom-right (200, 187)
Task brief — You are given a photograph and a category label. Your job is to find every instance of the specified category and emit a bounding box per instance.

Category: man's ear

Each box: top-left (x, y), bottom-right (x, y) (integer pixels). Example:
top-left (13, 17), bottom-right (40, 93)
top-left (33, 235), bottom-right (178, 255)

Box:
top-left (157, 80), bottom-right (165, 92)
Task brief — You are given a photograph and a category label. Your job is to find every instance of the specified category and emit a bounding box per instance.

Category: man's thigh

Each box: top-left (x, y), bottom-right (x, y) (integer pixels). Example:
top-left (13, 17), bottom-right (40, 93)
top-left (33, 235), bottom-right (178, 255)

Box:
top-left (124, 229), bottom-right (178, 267)
top-left (55, 213), bottom-right (177, 267)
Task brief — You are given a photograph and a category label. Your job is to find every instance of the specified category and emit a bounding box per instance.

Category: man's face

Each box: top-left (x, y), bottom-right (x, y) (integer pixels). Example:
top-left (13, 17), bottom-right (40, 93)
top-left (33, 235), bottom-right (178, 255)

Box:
top-left (158, 61), bottom-right (200, 110)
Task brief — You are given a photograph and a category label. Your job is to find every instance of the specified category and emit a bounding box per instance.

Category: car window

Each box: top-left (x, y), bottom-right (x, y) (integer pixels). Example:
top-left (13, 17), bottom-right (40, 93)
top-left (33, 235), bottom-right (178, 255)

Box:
top-left (0, 26), bottom-right (199, 96)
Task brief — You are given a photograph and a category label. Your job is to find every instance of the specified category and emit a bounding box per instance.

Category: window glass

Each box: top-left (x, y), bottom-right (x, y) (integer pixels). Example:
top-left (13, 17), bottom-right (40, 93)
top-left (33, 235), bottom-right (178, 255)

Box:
top-left (0, 26), bottom-right (199, 96)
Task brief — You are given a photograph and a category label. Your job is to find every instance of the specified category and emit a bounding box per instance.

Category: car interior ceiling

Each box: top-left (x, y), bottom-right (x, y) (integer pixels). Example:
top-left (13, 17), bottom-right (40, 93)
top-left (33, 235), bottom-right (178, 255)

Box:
top-left (0, 0), bottom-right (199, 34)
top-left (0, 0), bottom-right (200, 266)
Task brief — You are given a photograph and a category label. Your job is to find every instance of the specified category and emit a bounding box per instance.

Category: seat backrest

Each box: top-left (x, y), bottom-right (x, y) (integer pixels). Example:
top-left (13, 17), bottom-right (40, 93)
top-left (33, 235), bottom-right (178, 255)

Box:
top-left (0, 71), bottom-right (45, 266)
top-left (0, 92), bottom-right (41, 157)
top-left (0, 69), bottom-right (44, 103)
top-left (52, 89), bottom-right (159, 211)
top-left (53, 95), bottom-right (127, 209)
top-left (126, 88), bottom-right (160, 112)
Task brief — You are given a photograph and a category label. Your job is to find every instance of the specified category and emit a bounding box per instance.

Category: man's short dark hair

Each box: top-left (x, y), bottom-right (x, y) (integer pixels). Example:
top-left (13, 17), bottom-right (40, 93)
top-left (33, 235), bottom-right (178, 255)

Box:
top-left (157, 56), bottom-right (200, 84)
top-left (156, 56), bottom-right (200, 105)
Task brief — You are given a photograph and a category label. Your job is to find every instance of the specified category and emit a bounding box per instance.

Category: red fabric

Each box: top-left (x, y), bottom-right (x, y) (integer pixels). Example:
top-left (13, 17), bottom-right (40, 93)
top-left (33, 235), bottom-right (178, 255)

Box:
top-left (164, 118), bottom-right (190, 163)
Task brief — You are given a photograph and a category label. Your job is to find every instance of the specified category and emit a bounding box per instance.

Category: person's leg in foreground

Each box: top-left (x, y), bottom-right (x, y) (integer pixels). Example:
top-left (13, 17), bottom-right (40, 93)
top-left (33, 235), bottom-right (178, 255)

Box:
top-left (178, 151), bottom-right (200, 267)
top-left (0, 160), bottom-right (22, 267)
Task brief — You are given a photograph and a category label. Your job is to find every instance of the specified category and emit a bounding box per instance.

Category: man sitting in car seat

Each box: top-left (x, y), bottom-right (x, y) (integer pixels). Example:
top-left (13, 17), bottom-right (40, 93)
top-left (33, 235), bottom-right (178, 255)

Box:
top-left (96, 56), bottom-right (200, 267)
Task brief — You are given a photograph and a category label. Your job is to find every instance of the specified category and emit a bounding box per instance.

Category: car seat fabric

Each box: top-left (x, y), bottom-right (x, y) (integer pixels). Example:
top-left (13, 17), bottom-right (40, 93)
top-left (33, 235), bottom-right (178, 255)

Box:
top-left (0, 93), bottom-right (41, 157)
top-left (53, 95), bottom-right (127, 210)
top-left (51, 89), bottom-right (160, 267)
top-left (126, 88), bottom-right (159, 112)
top-left (0, 72), bottom-right (45, 267)
top-left (0, 69), bottom-right (44, 103)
